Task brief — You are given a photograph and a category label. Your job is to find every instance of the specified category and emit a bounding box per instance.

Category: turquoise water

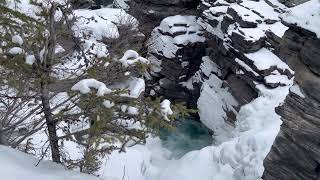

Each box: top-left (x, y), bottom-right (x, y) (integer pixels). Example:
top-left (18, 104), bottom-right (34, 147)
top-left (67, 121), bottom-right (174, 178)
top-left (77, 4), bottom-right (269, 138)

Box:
top-left (159, 119), bottom-right (213, 158)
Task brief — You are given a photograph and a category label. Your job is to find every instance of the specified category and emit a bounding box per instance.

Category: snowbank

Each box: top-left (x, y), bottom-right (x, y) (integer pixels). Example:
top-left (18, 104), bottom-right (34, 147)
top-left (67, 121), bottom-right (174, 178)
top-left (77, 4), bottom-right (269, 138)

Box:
top-left (0, 145), bottom-right (98, 180)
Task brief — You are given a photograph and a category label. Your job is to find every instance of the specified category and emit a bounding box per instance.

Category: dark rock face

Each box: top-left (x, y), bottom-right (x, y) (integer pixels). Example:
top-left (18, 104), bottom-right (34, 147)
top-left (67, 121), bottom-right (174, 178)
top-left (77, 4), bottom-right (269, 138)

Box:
top-left (129, 0), bottom-right (201, 35)
top-left (263, 24), bottom-right (320, 180)
top-left (70, 0), bottom-right (95, 9)
top-left (146, 15), bottom-right (206, 108)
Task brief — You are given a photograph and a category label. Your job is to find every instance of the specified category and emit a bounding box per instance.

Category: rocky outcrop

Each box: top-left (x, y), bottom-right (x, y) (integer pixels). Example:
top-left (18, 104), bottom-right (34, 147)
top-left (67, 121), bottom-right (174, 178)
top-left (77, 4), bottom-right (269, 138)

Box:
top-left (144, 0), bottom-right (296, 134)
top-left (190, 0), bottom-right (294, 133)
top-left (129, 0), bottom-right (200, 35)
top-left (146, 15), bottom-right (206, 108)
top-left (263, 8), bottom-right (320, 180)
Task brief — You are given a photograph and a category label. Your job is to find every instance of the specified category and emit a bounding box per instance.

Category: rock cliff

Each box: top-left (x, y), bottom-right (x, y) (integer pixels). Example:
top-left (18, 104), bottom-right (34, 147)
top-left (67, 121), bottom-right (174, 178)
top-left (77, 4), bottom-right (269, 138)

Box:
top-left (263, 0), bottom-right (320, 179)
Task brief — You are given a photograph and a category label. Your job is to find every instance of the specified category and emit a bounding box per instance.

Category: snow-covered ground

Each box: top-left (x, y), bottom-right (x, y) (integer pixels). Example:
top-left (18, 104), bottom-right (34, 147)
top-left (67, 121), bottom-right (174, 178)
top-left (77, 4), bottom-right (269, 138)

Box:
top-left (0, 145), bottom-right (98, 180)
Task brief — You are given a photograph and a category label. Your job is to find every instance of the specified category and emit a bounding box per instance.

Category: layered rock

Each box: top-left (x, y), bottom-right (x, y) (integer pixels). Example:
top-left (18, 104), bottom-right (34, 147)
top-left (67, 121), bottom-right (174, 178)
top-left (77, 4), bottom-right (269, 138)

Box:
top-left (144, 0), bottom-right (296, 136)
top-left (193, 0), bottom-right (294, 133)
top-left (146, 15), bottom-right (206, 107)
top-left (263, 0), bottom-right (320, 179)
top-left (129, 0), bottom-right (201, 35)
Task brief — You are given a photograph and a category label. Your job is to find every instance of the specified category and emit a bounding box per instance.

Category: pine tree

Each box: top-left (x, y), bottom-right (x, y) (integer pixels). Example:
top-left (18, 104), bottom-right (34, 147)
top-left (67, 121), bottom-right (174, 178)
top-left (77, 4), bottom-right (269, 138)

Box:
top-left (0, 0), bottom-right (193, 173)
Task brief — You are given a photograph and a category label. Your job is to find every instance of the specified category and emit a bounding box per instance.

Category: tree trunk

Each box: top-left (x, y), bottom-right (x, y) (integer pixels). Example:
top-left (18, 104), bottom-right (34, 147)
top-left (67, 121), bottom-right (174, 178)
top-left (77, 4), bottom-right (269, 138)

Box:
top-left (39, 2), bottom-right (60, 163)
top-left (41, 80), bottom-right (61, 163)
top-left (0, 125), bottom-right (8, 145)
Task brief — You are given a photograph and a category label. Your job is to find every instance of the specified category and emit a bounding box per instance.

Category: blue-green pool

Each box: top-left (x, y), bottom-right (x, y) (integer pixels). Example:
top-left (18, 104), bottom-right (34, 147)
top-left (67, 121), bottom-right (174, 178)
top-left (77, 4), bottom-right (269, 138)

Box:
top-left (159, 119), bottom-right (213, 158)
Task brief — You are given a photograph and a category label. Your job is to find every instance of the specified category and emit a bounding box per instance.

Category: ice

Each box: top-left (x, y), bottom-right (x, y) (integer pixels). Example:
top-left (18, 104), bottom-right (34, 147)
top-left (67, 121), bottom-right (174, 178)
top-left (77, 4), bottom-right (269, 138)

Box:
top-left (71, 79), bottom-right (112, 96)
top-left (281, 0), bottom-right (320, 38)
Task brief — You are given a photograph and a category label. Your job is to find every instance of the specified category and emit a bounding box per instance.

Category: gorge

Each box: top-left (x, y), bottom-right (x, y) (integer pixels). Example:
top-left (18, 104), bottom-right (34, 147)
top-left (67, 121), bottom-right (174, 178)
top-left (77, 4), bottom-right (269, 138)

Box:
top-left (0, 0), bottom-right (319, 180)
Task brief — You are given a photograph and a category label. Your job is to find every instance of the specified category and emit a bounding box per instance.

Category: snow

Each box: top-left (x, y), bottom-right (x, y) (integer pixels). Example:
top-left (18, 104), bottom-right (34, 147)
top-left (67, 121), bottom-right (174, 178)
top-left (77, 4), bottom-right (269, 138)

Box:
top-left (260, 22), bottom-right (289, 38)
top-left (25, 54), bottom-right (36, 65)
top-left (102, 79), bottom-right (293, 180)
top-left (197, 74), bottom-right (238, 143)
top-left (128, 106), bottom-right (139, 115)
top-left (12, 35), bottom-right (23, 45)
top-left (100, 140), bottom-right (154, 180)
top-left (231, 27), bottom-right (265, 41)
top-left (71, 79), bottom-right (112, 96)
top-left (148, 15), bottom-right (205, 59)
top-left (73, 8), bottom-right (137, 40)
top-left (290, 84), bottom-right (305, 98)
top-left (229, 22), bottom-right (288, 42)
top-left (281, 0), bottom-right (320, 38)
top-left (119, 50), bottom-right (149, 67)
top-left (235, 58), bottom-right (259, 77)
top-left (0, 145), bottom-right (98, 180)
top-left (229, 4), bottom-right (263, 24)
top-left (245, 48), bottom-right (294, 73)
top-left (160, 99), bottom-right (173, 121)
top-left (201, 56), bottom-right (220, 77)
top-left (264, 70), bottom-right (292, 85)
top-left (240, 0), bottom-right (280, 21)
top-left (103, 100), bottom-right (115, 108)
top-left (126, 78), bottom-right (145, 98)
top-left (208, 6), bottom-right (229, 16)
top-left (8, 47), bottom-right (23, 55)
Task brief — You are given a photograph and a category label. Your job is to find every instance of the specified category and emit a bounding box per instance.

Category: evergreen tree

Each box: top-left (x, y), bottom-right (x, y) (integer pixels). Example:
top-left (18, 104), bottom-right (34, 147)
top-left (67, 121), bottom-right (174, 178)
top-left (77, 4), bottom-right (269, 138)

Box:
top-left (0, 0), bottom-right (192, 174)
